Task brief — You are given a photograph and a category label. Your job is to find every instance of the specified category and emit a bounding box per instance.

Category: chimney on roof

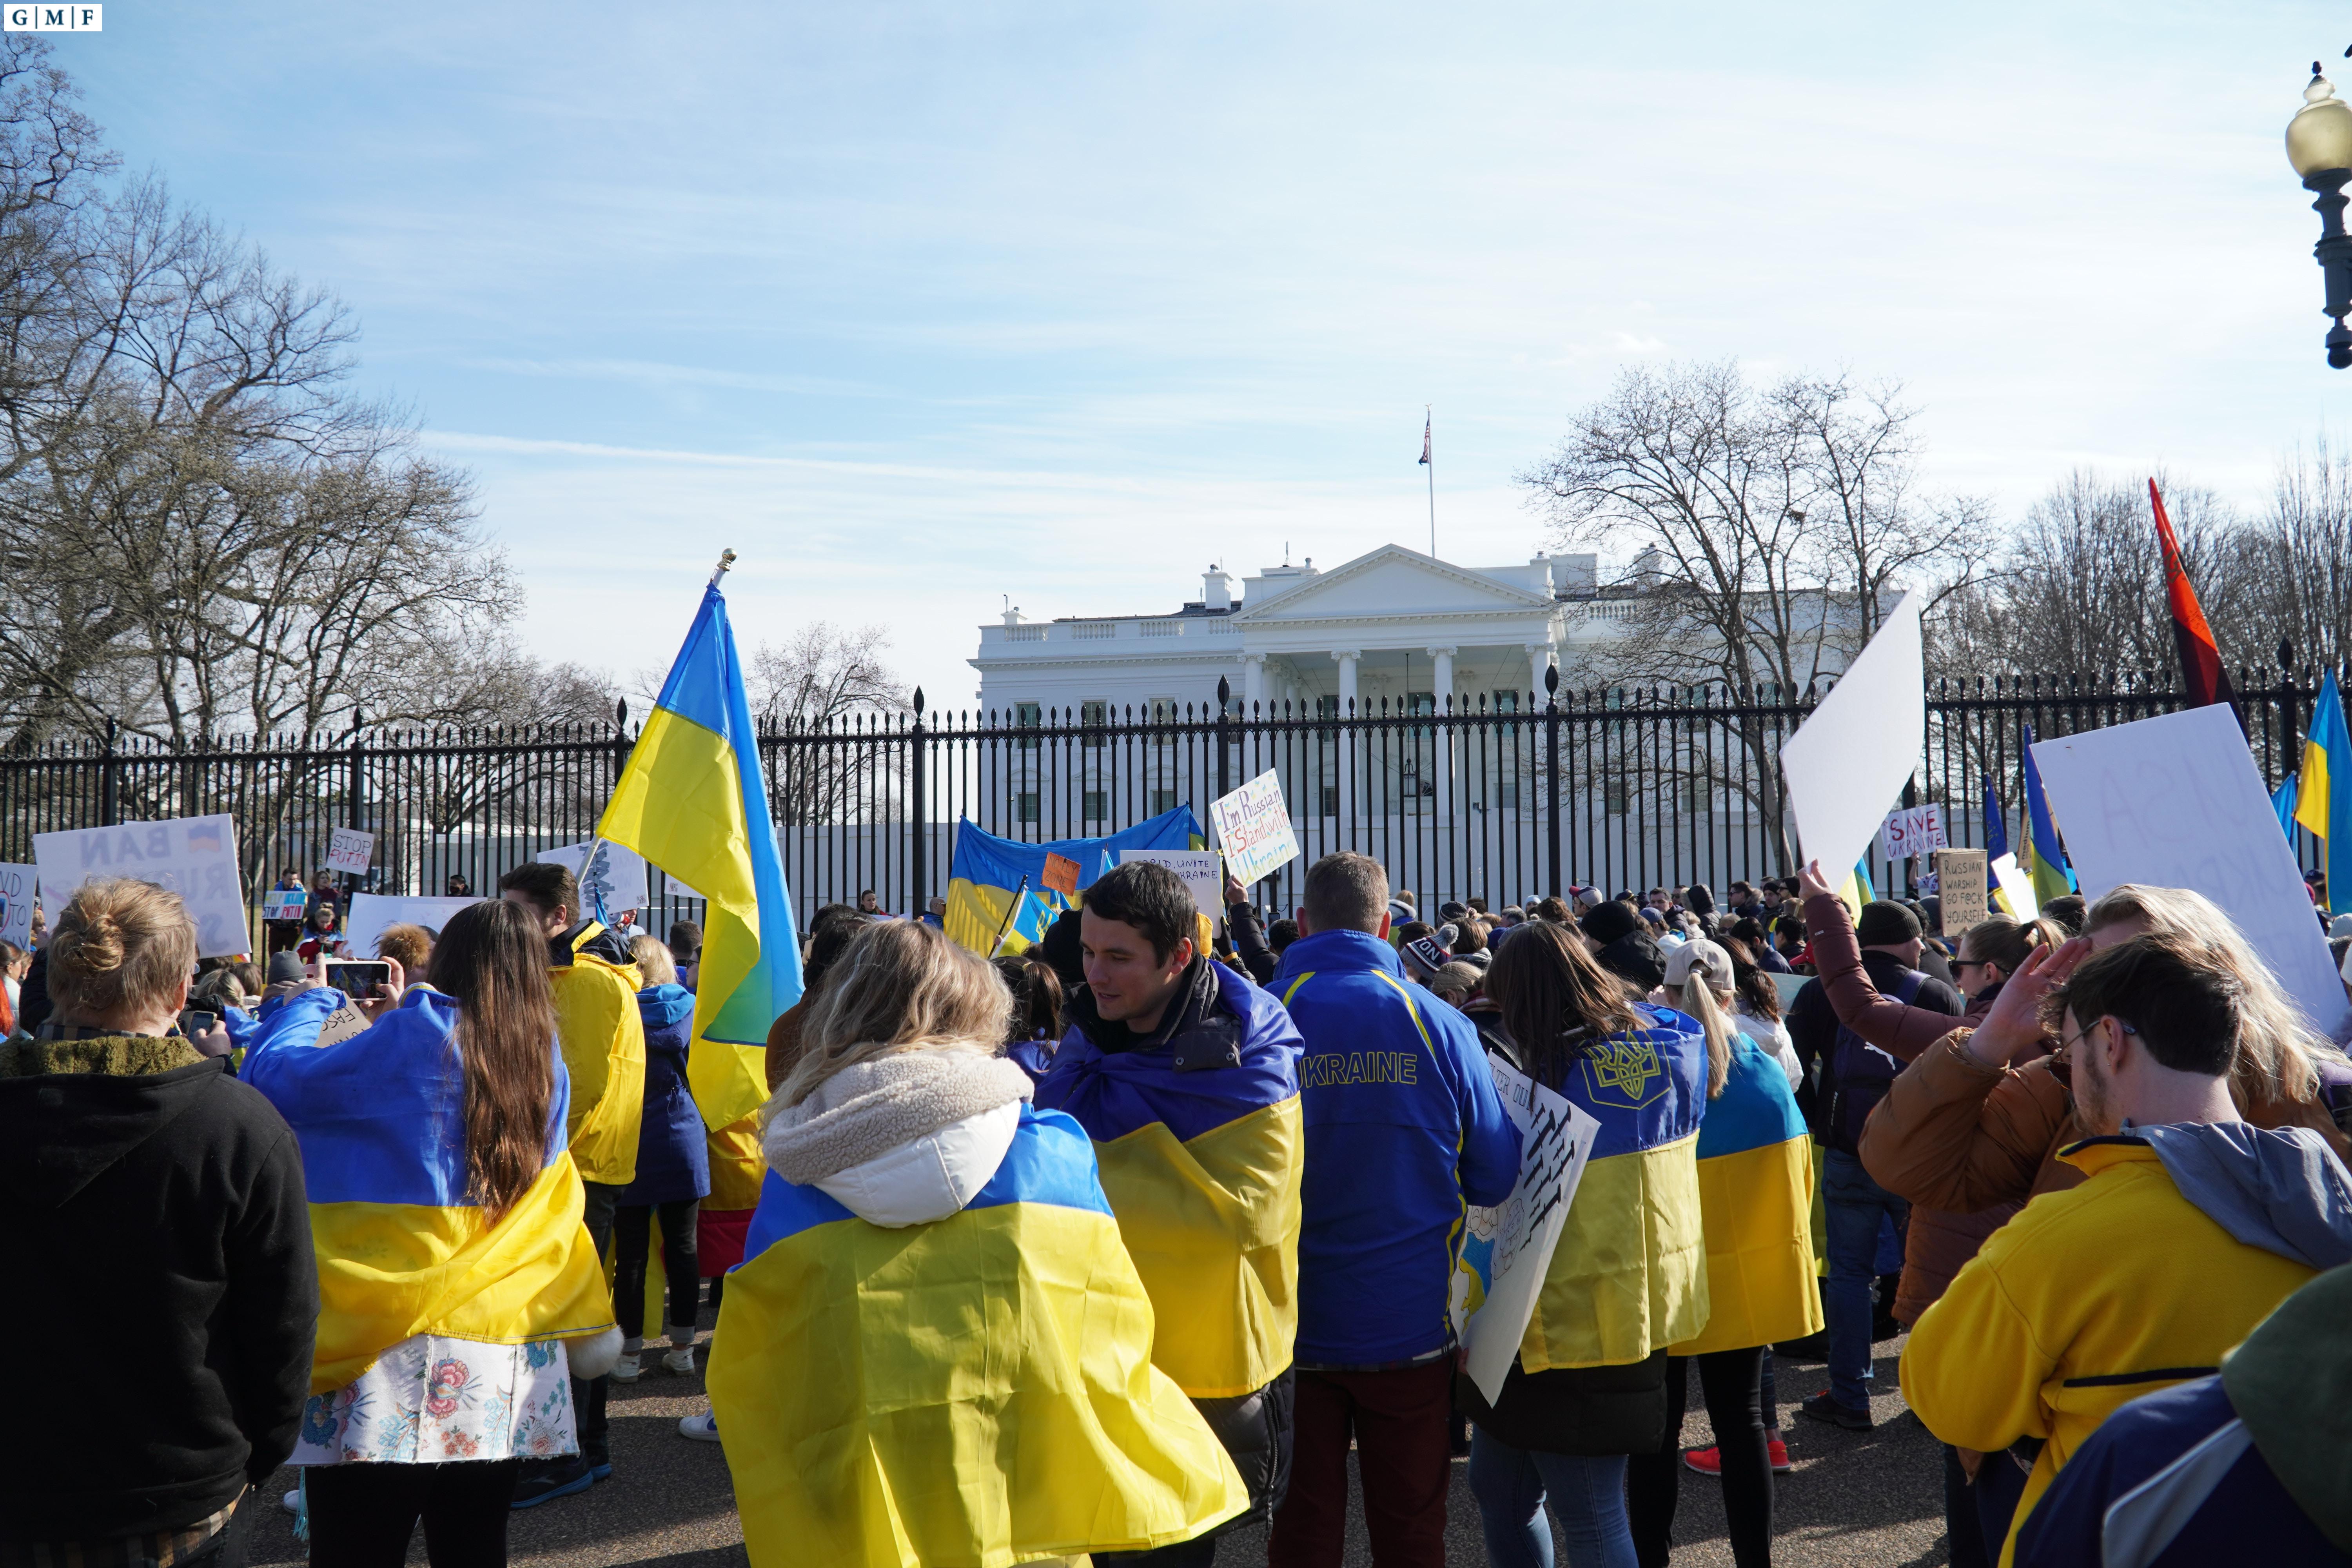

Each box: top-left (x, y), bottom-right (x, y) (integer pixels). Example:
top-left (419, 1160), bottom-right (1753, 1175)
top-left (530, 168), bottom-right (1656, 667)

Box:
top-left (1001, 604), bottom-right (1023, 627)
top-left (1203, 564), bottom-right (1233, 612)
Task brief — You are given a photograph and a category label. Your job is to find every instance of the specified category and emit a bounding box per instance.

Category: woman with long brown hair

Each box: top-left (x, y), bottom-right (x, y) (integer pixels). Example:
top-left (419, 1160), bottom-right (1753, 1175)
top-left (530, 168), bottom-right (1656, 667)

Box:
top-left (1465, 920), bottom-right (1712, 1568)
top-left (243, 898), bottom-right (617, 1568)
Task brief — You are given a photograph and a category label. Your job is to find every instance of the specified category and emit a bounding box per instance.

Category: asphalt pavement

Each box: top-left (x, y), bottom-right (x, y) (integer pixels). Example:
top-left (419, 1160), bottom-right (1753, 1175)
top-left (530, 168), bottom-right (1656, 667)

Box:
top-left (230, 1322), bottom-right (1947, 1567)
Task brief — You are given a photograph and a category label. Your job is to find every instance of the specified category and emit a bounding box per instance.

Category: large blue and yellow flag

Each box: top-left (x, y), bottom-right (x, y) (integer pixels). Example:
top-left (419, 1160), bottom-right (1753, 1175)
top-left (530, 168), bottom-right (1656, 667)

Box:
top-left (1034, 961), bottom-right (1305, 1399)
top-left (598, 582), bottom-right (802, 1129)
top-left (1522, 1004), bottom-right (1710, 1372)
top-left (2295, 670), bottom-right (2352, 915)
top-left (241, 988), bottom-right (615, 1393)
top-left (1669, 1031), bottom-right (1820, 1357)
top-left (946, 806), bottom-right (1204, 956)
top-left (706, 1104), bottom-right (1249, 1567)
top-left (2018, 724), bottom-right (2076, 909)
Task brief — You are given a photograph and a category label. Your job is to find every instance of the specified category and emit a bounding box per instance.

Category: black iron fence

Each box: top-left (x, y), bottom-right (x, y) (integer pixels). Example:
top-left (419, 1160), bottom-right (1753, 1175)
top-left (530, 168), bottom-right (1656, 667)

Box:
top-left (0, 670), bottom-right (2321, 934)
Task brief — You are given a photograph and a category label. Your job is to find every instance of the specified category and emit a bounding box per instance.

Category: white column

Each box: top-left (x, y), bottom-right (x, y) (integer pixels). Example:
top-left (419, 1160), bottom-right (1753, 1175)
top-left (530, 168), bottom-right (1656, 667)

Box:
top-left (1428, 645), bottom-right (1457, 827)
top-left (1242, 652), bottom-right (1266, 713)
top-left (1527, 643), bottom-right (1553, 705)
top-left (1335, 650), bottom-right (1361, 827)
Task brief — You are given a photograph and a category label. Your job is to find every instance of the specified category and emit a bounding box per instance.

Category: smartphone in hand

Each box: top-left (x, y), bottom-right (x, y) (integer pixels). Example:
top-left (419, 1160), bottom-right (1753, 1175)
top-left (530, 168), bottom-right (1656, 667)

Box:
top-left (325, 960), bottom-right (392, 998)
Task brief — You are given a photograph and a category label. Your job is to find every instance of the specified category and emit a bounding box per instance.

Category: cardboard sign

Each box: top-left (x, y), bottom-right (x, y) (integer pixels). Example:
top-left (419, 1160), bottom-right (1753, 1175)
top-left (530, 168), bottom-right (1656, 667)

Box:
top-left (1118, 849), bottom-right (1222, 920)
top-left (543, 839), bottom-right (648, 920)
top-left (1450, 1055), bottom-right (1602, 1404)
top-left (261, 888), bottom-right (309, 922)
top-left (325, 827), bottom-right (376, 876)
top-left (343, 893), bottom-right (486, 960)
top-left (33, 814), bottom-right (248, 958)
top-left (0, 861), bottom-right (32, 948)
top-left (2030, 705), bottom-right (2350, 1036)
top-left (1780, 593), bottom-right (1924, 883)
top-left (1040, 851), bottom-right (1080, 898)
top-left (1936, 849), bottom-right (1989, 929)
top-left (1210, 769), bottom-right (1301, 886)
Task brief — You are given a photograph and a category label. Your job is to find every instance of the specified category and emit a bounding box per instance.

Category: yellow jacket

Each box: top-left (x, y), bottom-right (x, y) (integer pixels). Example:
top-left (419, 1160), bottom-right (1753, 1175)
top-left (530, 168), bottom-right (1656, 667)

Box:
top-left (1900, 1137), bottom-right (2317, 1567)
top-left (550, 924), bottom-right (645, 1188)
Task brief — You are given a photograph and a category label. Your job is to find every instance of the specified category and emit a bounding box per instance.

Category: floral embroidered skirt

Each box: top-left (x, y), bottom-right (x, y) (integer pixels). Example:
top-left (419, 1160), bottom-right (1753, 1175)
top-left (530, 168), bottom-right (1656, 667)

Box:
top-left (290, 1334), bottom-right (577, 1465)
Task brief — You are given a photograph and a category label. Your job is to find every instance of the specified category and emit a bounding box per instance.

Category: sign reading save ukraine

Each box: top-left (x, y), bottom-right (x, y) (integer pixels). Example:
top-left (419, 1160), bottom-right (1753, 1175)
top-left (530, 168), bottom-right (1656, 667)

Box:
top-left (946, 807), bottom-right (1205, 956)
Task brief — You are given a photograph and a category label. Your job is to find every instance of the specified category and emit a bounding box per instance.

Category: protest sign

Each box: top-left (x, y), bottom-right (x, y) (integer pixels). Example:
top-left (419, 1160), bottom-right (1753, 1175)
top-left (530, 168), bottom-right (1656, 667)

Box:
top-left (1879, 808), bottom-right (1915, 862)
top-left (1210, 769), bottom-right (1301, 886)
top-left (1040, 851), bottom-right (1080, 898)
top-left (544, 838), bottom-right (648, 919)
top-left (261, 889), bottom-right (308, 922)
top-left (1936, 848), bottom-right (1989, 928)
top-left (1914, 802), bottom-right (1949, 852)
top-left (0, 862), bottom-right (31, 948)
top-left (1449, 1054), bottom-right (1601, 1404)
top-left (1990, 851), bottom-right (2037, 919)
top-left (345, 893), bottom-right (485, 959)
top-left (325, 827), bottom-right (376, 876)
top-left (1779, 593), bottom-right (1924, 881)
top-left (33, 815), bottom-right (248, 958)
top-left (1119, 848), bottom-right (1222, 920)
top-left (2031, 704), bottom-right (2351, 1035)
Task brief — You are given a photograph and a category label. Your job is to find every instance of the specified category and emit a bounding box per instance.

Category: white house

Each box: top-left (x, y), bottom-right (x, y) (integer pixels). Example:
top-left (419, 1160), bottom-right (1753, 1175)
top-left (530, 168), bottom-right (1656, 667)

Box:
top-left (969, 543), bottom-right (1641, 721)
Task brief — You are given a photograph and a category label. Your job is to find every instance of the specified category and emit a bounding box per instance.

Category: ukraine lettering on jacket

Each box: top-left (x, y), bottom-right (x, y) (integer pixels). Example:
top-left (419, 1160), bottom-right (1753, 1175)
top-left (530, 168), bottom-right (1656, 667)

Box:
top-left (240, 987), bottom-right (615, 1394)
top-left (1035, 958), bottom-right (1306, 1399)
top-left (706, 1103), bottom-right (1249, 1568)
top-left (1300, 1049), bottom-right (1419, 1087)
top-left (1519, 1004), bottom-right (1712, 1373)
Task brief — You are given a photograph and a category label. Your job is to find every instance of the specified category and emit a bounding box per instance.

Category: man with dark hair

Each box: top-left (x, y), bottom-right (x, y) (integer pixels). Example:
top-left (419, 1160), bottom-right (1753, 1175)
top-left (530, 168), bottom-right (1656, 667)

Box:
top-left (497, 860), bottom-right (646, 1506)
top-left (1036, 860), bottom-right (1306, 1566)
top-left (1788, 890), bottom-right (1964, 1430)
top-left (1268, 855), bottom-right (1519, 1567)
top-left (1903, 933), bottom-right (2352, 1567)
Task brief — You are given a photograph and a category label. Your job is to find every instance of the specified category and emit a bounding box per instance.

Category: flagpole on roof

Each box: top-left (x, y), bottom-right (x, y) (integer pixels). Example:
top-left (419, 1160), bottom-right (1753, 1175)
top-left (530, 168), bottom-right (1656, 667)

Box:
top-left (1419, 406), bottom-right (1435, 557)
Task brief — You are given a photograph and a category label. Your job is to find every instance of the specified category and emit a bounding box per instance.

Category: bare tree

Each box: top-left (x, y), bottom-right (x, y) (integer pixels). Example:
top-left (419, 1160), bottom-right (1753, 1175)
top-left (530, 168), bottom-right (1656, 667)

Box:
top-left (2245, 437), bottom-right (2352, 672)
top-left (749, 622), bottom-right (910, 825)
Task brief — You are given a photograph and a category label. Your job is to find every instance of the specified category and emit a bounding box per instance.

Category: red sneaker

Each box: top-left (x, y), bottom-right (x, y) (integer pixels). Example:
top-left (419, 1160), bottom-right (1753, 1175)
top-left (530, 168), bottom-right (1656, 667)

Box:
top-left (1681, 1439), bottom-right (1794, 1475)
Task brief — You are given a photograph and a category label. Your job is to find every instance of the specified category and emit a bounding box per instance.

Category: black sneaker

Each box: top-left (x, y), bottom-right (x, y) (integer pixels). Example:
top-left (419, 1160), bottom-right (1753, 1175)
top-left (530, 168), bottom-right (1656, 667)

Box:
top-left (1798, 1391), bottom-right (1873, 1431)
top-left (510, 1457), bottom-right (595, 1508)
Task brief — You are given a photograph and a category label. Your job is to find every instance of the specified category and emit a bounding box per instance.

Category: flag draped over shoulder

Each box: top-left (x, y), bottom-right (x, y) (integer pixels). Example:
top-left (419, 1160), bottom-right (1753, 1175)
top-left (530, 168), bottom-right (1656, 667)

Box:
top-left (2295, 670), bottom-right (2352, 915)
top-left (706, 1105), bottom-right (1250, 1567)
top-left (946, 806), bottom-right (1205, 956)
top-left (2018, 725), bottom-right (2075, 907)
top-left (2150, 479), bottom-right (2243, 729)
top-left (240, 988), bottom-right (615, 1394)
top-left (598, 583), bottom-right (802, 1130)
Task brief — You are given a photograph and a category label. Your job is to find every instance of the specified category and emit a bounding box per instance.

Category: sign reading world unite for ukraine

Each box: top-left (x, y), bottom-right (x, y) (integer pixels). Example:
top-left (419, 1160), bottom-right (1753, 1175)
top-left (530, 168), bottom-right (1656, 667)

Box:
top-left (33, 814), bottom-right (249, 958)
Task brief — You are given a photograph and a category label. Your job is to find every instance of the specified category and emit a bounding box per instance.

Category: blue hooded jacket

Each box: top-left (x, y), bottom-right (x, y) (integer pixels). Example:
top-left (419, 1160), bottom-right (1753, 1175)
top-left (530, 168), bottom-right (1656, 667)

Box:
top-left (1272, 928), bottom-right (1522, 1365)
top-left (617, 982), bottom-right (710, 1205)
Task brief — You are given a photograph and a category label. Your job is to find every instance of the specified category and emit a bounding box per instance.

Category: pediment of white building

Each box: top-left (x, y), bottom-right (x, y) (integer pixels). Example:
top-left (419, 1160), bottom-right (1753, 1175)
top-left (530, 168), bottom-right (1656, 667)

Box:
top-left (1234, 544), bottom-right (1555, 627)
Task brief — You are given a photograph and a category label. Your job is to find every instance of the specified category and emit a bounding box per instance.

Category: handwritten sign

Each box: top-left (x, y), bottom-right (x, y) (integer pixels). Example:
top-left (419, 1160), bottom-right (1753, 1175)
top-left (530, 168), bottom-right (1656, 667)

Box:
top-left (1449, 1055), bottom-right (1602, 1403)
top-left (1040, 851), bottom-right (1080, 898)
top-left (1880, 803), bottom-right (1951, 862)
top-left (325, 827), bottom-right (376, 876)
top-left (2031, 706), bottom-right (2350, 1036)
top-left (1915, 802), bottom-right (1948, 853)
top-left (33, 814), bottom-right (248, 958)
top-left (1880, 808), bottom-right (1916, 862)
top-left (1935, 848), bottom-right (1989, 929)
top-left (543, 839), bottom-right (648, 920)
top-left (1210, 769), bottom-right (1301, 886)
top-left (0, 862), bottom-right (32, 948)
top-left (1118, 848), bottom-right (1223, 920)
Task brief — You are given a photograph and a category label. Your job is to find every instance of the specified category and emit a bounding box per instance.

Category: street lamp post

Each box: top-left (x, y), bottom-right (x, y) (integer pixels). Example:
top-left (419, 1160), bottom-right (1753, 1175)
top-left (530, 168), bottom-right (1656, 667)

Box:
top-left (2287, 64), bottom-right (2352, 368)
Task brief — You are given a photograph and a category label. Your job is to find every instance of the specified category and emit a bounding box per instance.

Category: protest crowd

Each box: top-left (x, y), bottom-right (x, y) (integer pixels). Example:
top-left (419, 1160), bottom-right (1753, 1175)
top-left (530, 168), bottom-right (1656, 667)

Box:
top-left (8, 838), bottom-right (2352, 1568)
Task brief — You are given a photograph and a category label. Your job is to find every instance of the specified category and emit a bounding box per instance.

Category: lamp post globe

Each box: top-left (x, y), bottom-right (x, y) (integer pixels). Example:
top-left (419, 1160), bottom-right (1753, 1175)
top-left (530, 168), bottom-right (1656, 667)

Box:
top-left (2288, 64), bottom-right (2352, 368)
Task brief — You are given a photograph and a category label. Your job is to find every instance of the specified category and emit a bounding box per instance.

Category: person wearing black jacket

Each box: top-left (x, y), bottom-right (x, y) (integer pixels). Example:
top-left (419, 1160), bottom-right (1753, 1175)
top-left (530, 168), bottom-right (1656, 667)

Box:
top-left (1222, 870), bottom-right (1279, 984)
top-left (0, 877), bottom-right (315, 1563)
top-left (1577, 898), bottom-right (1668, 994)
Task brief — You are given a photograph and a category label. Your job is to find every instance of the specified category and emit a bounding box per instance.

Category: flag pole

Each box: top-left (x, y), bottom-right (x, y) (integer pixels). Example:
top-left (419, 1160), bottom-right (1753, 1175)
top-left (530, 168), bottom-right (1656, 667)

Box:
top-left (1426, 406), bottom-right (1435, 557)
top-left (987, 874), bottom-right (1032, 957)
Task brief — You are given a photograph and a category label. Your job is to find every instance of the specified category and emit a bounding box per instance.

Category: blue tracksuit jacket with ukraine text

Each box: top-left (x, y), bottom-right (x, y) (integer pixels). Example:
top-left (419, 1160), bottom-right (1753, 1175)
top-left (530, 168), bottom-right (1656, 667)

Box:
top-left (1272, 928), bottom-right (1522, 1365)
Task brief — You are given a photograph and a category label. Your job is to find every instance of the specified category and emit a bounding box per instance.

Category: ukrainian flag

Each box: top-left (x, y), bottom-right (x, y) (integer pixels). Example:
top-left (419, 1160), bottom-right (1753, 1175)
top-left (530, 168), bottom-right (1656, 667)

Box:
top-left (598, 583), bottom-right (802, 1130)
top-left (1035, 962), bottom-right (1305, 1398)
top-left (705, 1104), bottom-right (1250, 1567)
top-left (1521, 1005), bottom-right (1710, 1371)
top-left (2019, 724), bottom-right (2076, 908)
top-left (1668, 1031), bottom-right (1821, 1356)
top-left (2295, 670), bottom-right (2352, 915)
top-left (242, 987), bottom-right (615, 1394)
top-left (945, 806), bottom-right (1205, 957)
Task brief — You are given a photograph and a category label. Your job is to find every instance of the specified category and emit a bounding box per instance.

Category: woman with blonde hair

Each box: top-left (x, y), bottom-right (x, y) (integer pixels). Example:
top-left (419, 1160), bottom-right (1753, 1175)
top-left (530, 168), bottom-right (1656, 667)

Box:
top-left (242, 898), bottom-right (617, 1567)
top-left (1628, 939), bottom-right (1820, 1568)
top-left (709, 918), bottom-right (1248, 1566)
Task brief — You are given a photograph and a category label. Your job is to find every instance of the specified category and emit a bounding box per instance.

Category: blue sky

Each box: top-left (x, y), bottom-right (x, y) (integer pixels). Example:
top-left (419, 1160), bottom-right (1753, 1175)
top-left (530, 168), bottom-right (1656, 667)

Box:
top-left (62, 2), bottom-right (2352, 709)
